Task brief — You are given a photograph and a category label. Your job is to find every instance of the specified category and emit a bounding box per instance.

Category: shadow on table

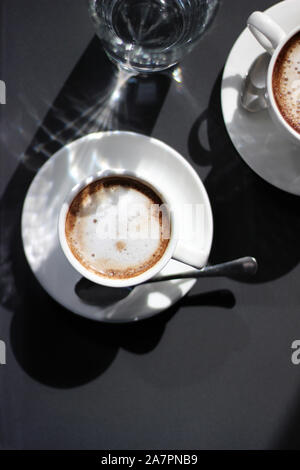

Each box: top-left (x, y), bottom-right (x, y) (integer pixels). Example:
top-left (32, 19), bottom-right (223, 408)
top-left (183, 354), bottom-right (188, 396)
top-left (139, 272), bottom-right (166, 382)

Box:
top-left (9, 214), bottom-right (239, 388)
top-left (0, 37), bottom-right (169, 384)
top-left (0, 38), bottom-right (243, 389)
top-left (22, 36), bottom-right (172, 172)
top-left (0, 37), bottom-right (171, 311)
top-left (188, 69), bottom-right (300, 283)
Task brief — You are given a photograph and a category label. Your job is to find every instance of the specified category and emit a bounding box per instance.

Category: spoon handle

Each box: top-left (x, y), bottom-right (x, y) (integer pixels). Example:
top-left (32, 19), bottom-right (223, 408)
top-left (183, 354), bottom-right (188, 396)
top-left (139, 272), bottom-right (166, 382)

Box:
top-left (147, 257), bottom-right (258, 283)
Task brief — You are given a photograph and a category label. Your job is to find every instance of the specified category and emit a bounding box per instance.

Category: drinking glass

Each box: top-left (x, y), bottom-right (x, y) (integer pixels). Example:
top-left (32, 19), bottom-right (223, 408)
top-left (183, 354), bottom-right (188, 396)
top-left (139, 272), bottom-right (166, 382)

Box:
top-left (88, 0), bottom-right (219, 73)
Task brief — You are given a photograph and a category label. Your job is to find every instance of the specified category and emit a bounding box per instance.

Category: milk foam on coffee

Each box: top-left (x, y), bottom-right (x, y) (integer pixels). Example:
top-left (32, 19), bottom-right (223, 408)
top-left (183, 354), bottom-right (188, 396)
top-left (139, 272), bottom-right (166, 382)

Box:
top-left (65, 177), bottom-right (170, 279)
top-left (273, 32), bottom-right (300, 133)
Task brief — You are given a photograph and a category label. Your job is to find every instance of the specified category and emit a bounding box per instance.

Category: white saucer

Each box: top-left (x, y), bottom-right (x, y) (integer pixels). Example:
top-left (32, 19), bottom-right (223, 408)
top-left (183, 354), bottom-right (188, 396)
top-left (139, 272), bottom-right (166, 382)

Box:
top-left (21, 132), bottom-right (213, 322)
top-left (221, 0), bottom-right (300, 196)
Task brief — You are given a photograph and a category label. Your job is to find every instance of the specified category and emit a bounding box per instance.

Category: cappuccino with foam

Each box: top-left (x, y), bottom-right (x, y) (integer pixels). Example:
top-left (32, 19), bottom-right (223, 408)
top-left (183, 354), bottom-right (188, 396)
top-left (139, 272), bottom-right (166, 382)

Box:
top-left (65, 176), bottom-right (170, 280)
top-left (273, 32), bottom-right (300, 134)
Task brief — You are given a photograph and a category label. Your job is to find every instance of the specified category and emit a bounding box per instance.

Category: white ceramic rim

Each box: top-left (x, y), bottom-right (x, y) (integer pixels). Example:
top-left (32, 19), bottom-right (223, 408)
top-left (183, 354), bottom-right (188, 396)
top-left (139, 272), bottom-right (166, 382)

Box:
top-left (58, 168), bottom-right (179, 288)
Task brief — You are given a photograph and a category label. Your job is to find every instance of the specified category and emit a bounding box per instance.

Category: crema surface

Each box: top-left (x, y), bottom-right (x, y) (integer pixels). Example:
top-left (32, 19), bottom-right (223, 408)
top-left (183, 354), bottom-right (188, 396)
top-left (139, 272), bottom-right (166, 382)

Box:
top-left (273, 32), bottom-right (300, 133)
top-left (65, 177), bottom-right (170, 279)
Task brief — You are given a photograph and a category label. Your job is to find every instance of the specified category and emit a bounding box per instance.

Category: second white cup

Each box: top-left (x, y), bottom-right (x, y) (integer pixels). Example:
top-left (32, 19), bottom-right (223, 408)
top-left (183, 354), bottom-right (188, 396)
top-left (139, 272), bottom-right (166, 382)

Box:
top-left (247, 11), bottom-right (300, 145)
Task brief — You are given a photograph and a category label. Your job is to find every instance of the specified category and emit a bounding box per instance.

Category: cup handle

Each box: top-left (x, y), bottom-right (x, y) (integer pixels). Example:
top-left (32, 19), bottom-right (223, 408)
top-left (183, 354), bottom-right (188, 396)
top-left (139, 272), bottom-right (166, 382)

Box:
top-left (172, 241), bottom-right (208, 269)
top-left (247, 11), bottom-right (286, 55)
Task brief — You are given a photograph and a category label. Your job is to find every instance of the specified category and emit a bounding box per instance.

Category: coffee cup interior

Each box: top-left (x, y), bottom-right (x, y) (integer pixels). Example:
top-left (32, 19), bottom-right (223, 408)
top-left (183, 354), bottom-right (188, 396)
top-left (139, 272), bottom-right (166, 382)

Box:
top-left (58, 170), bottom-right (178, 288)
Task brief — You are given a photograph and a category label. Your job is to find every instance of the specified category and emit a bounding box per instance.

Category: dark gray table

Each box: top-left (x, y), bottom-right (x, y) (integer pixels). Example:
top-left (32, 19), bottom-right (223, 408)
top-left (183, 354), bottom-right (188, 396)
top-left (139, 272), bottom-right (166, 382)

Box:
top-left (1, 0), bottom-right (300, 450)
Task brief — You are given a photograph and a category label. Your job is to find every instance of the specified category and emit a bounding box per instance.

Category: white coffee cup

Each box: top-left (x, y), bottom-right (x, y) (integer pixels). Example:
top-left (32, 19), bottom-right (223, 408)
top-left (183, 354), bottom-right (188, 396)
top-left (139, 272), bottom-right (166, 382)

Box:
top-left (247, 11), bottom-right (300, 145)
top-left (58, 168), bottom-right (212, 288)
